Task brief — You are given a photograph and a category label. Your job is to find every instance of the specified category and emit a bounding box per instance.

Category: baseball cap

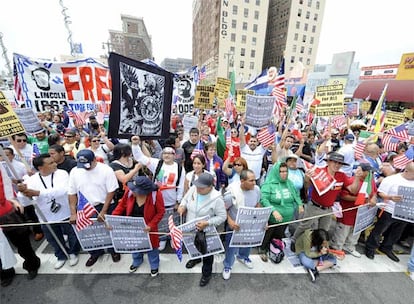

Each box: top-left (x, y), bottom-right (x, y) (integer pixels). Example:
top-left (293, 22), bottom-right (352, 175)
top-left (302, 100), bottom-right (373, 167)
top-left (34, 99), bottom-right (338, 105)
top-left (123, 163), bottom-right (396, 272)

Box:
top-left (76, 149), bottom-right (95, 169)
top-left (344, 134), bottom-right (355, 141)
top-left (193, 173), bottom-right (214, 188)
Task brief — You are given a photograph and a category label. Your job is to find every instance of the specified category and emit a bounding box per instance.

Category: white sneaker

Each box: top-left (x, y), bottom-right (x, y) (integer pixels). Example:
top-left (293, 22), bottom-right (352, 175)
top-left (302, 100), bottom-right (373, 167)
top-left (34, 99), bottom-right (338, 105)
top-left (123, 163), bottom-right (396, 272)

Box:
top-left (54, 259), bottom-right (66, 269)
top-left (344, 247), bottom-right (362, 258)
top-left (237, 257), bottom-right (253, 269)
top-left (69, 254), bottom-right (79, 266)
top-left (158, 240), bottom-right (167, 251)
top-left (222, 268), bottom-right (231, 280)
top-left (408, 271), bottom-right (414, 282)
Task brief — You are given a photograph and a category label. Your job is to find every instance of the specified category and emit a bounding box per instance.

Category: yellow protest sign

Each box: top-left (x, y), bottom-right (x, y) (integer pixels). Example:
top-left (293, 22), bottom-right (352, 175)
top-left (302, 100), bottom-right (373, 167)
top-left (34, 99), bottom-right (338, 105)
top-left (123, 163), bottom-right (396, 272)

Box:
top-left (214, 77), bottom-right (231, 107)
top-left (0, 91), bottom-right (25, 138)
top-left (194, 85), bottom-right (215, 110)
top-left (404, 108), bottom-right (414, 119)
top-left (236, 89), bottom-right (254, 113)
top-left (315, 84), bottom-right (344, 117)
top-left (360, 101), bottom-right (371, 113)
top-left (384, 110), bottom-right (405, 129)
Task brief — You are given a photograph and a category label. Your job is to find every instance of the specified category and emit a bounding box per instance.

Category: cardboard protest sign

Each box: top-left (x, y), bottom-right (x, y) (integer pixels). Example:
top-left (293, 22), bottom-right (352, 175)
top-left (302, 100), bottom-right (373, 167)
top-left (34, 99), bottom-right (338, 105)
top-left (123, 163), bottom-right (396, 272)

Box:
top-left (315, 84), bottom-right (344, 117)
top-left (173, 73), bottom-right (195, 114)
top-left (384, 111), bottom-right (405, 130)
top-left (194, 85), bottom-right (215, 109)
top-left (344, 102), bottom-right (359, 117)
top-left (214, 77), bottom-right (231, 107)
top-left (245, 94), bottom-right (275, 128)
top-left (303, 160), bottom-right (336, 196)
top-left (106, 215), bottom-right (152, 253)
top-left (13, 108), bottom-right (43, 134)
top-left (353, 205), bottom-right (379, 235)
top-left (0, 91), bottom-right (25, 138)
top-left (235, 89), bottom-right (254, 113)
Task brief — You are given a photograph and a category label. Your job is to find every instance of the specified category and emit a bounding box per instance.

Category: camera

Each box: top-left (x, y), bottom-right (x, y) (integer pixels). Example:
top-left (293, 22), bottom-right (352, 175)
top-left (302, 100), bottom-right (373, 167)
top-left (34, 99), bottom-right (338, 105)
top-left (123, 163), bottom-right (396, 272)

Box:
top-left (49, 199), bottom-right (61, 213)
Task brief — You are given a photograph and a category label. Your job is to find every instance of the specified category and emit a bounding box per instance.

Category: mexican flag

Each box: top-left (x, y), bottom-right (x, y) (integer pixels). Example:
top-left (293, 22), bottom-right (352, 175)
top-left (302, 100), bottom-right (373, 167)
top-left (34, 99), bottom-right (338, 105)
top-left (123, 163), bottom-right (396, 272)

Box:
top-left (355, 171), bottom-right (373, 206)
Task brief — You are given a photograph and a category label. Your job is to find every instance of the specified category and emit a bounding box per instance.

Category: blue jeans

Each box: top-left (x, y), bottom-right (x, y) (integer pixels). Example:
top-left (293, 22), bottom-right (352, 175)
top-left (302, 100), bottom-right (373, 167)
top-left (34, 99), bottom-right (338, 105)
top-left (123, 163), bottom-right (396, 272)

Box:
top-left (298, 252), bottom-right (337, 270)
top-left (132, 249), bottom-right (160, 270)
top-left (223, 226), bottom-right (251, 269)
top-left (89, 203), bottom-right (116, 257)
top-left (42, 223), bottom-right (80, 260)
top-left (408, 245), bottom-right (414, 272)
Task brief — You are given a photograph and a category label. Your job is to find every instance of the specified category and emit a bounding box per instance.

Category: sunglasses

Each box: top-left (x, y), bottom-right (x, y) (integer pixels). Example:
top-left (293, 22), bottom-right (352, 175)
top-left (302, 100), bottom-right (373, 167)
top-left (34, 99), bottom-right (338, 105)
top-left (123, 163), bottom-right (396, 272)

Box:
top-left (91, 139), bottom-right (100, 142)
top-left (16, 139), bottom-right (27, 143)
top-left (65, 135), bottom-right (74, 138)
top-left (234, 163), bottom-right (243, 166)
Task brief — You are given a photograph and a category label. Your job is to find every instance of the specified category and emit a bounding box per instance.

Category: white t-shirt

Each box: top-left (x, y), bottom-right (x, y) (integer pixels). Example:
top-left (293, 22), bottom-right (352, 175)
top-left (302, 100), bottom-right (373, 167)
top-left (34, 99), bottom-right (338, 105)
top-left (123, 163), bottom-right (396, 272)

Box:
top-left (68, 162), bottom-right (119, 206)
top-left (241, 144), bottom-right (266, 179)
top-left (378, 173), bottom-right (414, 214)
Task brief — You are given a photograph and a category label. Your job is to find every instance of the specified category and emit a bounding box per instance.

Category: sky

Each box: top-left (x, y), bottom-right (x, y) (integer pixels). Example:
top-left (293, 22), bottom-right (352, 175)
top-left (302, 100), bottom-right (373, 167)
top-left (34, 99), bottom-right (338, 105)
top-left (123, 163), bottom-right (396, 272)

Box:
top-left (0, 0), bottom-right (413, 75)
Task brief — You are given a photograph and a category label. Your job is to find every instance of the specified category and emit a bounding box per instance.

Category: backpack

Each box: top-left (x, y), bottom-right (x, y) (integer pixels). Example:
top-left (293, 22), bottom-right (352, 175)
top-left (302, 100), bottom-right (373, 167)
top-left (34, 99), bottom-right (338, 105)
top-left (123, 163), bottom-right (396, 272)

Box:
top-left (153, 160), bottom-right (182, 187)
top-left (269, 238), bottom-right (285, 264)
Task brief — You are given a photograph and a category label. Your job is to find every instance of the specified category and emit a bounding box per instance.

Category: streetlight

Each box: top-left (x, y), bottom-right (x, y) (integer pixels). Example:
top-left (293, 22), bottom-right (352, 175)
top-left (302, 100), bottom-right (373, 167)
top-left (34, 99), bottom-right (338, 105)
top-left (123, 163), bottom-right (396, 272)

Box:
top-left (224, 50), bottom-right (234, 79)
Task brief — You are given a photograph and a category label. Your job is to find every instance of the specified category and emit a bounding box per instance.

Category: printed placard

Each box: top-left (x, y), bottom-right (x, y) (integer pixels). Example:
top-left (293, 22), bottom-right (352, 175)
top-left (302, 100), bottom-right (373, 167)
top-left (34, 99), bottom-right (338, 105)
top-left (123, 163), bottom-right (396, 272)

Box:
top-left (353, 205), bottom-right (379, 235)
top-left (245, 94), bottom-right (275, 128)
top-left (214, 77), bottom-right (231, 107)
top-left (315, 84), bottom-right (344, 117)
top-left (393, 186), bottom-right (414, 223)
top-left (0, 91), bottom-right (25, 137)
top-left (194, 85), bottom-right (215, 109)
top-left (229, 207), bottom-right (271, 247)
top-left (235, 89), bottom-right (254, 113)
top-left (13, 108), bottom-right (43, 134)
top-left (73, 221), bottom-right (113, 251)
top-left (106, 215), bottom-right (152, 253)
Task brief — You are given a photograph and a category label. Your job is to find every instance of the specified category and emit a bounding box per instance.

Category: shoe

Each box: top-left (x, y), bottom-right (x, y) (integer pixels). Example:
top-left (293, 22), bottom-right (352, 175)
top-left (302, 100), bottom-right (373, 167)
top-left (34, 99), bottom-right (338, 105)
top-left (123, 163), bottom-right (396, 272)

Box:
top-left (111, 253), bottom-right (121, 262)
top-left (307, 268), bottom-right (316, 282)
top-left (237, 256), bottom-right (253, 269)
top-left (150, 269), bottom-right (159, 277)
top-left (290, 241), bottom-right (296, 252)
top-left (222, 268), bottom-right (231, 280)
top-left (199, 275), bottom-right (211, 287)
top-left (85, 255), bottom-right (99, 267)
top-left (27, 269), bottom-right (38, 280)
top-left (69, 254), bottom-right (79, 266)
top-left (343, 247), bottom-right (361, 258)
top-left (185, 258), bottom-right (202, 269)
top-left (129, 265), bottom-right (138, 273)
top-left (259, 252), bottom-right (268, 262)
top-left (365, 249), bottom-right (375, 260)
top-left (54, 259), bottom-right (66, 269)
top-left (159, 240), bottom-right (167, 251)
top-left (408, 271), bottom-right (414, 282)
top-left (1, 276), bottom-right (14, 287)
top-left (378, 248), bottom-right (400, 262)
top-left (34, 233), bottom-right (44, 241)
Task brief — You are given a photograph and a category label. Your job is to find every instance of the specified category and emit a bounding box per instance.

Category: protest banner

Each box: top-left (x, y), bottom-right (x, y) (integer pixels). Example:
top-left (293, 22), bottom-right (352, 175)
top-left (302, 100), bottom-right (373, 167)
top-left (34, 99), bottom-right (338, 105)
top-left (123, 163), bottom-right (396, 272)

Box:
top-left (73, 221), bottom-right (113, 251)
top-left (106, 215), bottom-right (152, 253)
top-left (229, 207), bottom-right (271, 248)
top-left (244, 94), bottom-right (275, 128)
top-left (13, 53), bottom-right (111, 113)
top-left (214, 77), bottom-right (231, 107)
top-left (344, 101), bottom-right (359, 117)
top-left (393, 186), bottom-right (414, 223)
top-left (179, 215), bottom-right (224, 259)
top-left (353, 205), bottom-right (379, 235)
top-left (173, 73), bottom-right (195, 114)
top-left (315, 84), bottom-right (344, 117)
top-left (235, 89), bottom-right (254, 113)
top-left (194, 85), bottom-right (215, 109)
top-left (108, 53), bottom-right (173, 139)
top-left (13, 108), bottom-right (43, 134)
top-left (384, 110), bottom-right (405, 130)
top-left (0, 91), bottom-right (25, 138)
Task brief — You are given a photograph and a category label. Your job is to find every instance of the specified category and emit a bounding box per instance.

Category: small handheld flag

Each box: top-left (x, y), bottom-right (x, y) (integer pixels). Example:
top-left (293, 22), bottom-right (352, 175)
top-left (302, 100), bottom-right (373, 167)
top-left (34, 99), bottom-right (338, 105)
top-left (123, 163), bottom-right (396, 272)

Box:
top-left (76, 192), bottom-right (96, 231)
top-left (168, 215), bottom-right (183, 262)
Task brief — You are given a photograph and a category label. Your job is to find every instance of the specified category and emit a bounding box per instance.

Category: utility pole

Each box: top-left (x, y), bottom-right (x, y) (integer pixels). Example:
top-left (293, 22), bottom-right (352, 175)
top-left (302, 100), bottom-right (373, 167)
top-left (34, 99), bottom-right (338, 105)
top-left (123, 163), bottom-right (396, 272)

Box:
top-left (0, 33), bottom-right (12, 77)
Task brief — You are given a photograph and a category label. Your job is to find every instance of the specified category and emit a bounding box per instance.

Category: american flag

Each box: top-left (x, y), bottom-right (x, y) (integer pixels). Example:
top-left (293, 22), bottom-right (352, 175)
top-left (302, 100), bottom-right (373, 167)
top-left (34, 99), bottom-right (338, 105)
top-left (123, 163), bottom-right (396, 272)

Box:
top-left (295, 95), bottom-right (304, 114)
top-left (381, 133), bottom-right (400, 152)
top-left (257, 124), bottom-right (276, 147)
top-left (199, 65), bottom-right (206, 80)
top-left (386, 123), bottom-right (409, 141)
top-left (190, 140), bottom-right (205, 159)
top-left (354, 141), bottom-right (366, 160)
top-left (271, 59), bottom-right (286, 115)
top-left (32, 143), bottom-right (40, 159)
top-left (332, 115), bottom-right (346, 129)
top-left (64, 106), bottom-right (90, 126)
top-left (76, 192), bottom-right (96, 231)
top-left (13, 62), bottom-right (24, 102)
top-left (168, 215), bottom-right (183, 262)
top-left (393, 147), bottom-right (414, 170)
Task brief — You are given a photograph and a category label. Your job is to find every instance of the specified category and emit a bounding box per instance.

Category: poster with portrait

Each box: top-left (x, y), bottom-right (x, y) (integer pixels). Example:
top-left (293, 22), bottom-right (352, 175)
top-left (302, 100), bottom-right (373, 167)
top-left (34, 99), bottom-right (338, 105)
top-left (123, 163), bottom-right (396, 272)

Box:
top-left (173, 73), bottom-right (195, 114)
top-left (108, 53), bottom-right (173, 139)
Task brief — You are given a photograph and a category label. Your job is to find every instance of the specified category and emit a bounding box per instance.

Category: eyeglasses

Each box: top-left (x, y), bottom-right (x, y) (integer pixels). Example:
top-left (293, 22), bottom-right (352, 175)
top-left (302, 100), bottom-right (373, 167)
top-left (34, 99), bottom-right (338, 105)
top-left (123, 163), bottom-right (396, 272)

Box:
top-left (65, 135), bottom-right (74, 138)
top-left (234, 163), bottom-right (243, 166)
top-left (91, 139), bottom-right (100, 142)
top-left (15, 139), bottom-right (27, 143)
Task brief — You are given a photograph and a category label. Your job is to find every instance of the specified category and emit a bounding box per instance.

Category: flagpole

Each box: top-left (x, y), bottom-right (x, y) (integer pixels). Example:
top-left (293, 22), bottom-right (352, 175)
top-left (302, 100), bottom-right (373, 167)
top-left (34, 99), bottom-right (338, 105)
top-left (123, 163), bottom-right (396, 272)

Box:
top-left (367, 83), bottom-right (388, 130)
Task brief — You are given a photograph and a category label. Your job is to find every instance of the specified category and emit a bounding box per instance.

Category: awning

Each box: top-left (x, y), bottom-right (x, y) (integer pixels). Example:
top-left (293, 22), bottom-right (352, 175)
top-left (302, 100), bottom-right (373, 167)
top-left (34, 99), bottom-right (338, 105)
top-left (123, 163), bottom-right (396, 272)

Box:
top-left (352, 79), bottom-right (414, 102)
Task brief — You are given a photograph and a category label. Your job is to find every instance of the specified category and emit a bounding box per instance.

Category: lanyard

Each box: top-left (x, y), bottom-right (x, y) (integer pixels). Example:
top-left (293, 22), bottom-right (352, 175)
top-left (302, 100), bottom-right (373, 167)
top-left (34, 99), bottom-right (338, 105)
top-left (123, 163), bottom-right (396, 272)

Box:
top-left (39, 173), bottom-right (54, 189)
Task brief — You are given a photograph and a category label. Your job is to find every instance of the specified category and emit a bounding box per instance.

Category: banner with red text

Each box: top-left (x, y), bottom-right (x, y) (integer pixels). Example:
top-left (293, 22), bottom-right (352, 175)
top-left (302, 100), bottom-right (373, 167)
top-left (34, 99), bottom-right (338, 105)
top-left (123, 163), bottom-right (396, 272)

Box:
top-left (13, 53), bottom-right (112, 113)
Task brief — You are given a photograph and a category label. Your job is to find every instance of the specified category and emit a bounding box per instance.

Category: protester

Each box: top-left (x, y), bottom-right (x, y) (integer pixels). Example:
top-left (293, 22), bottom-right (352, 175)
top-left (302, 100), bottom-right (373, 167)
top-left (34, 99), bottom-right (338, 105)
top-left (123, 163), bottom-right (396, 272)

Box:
top-left (222, 156), bottom-right (248, 184)
top-left (178, 173), bottom-right (226, 287)
top-left (112, 176), bottom-right (165, 276)
top-left (183, 154), bottom-right (212, 195)
top-left (204, 142), bottom-right (227, 191)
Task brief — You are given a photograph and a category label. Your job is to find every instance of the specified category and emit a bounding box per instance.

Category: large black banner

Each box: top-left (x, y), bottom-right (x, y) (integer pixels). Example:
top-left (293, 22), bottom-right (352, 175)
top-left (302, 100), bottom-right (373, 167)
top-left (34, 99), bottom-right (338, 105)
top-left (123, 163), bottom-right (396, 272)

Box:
top-left (108, 53), bottom-right (173, 139)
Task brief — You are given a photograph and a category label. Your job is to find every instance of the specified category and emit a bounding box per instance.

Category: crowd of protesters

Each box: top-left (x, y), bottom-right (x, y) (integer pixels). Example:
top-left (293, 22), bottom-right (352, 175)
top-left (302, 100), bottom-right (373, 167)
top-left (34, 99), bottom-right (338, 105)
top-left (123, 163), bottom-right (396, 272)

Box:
top-left (1, 105), bottom-right (414, 287)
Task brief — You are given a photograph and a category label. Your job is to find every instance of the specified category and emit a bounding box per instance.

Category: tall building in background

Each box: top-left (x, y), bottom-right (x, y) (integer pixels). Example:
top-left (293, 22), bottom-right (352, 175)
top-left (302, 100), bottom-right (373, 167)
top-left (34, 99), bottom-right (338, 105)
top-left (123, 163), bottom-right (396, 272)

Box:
top-left (193, 0), bottom-right (269, 83)
top-left (160, 58), bottom-right (193, 73)
top-left (108, 15), bottom-right (152, 61)
top-left (263, 0), bottom-right (326, 77)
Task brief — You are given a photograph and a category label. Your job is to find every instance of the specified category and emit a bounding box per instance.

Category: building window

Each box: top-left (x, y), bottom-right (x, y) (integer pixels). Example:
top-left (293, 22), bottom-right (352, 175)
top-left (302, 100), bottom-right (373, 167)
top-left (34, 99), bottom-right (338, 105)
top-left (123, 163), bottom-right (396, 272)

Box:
top-left (299, 57), bottom-right (303, 62)
top-left (316, 1), bottom-right (320, 9)
top-left (300, 46), bottom-right (305, 54)
top-left (252, 37), bottom-right (257, 45)
top-left (253, 24), bottom-right (258, 32)
top-left (251, 50), bottom-right (256, 57)
top-left (254, 11), bottom-right (259, 19)
top-left (232, 20), bottom-right (237, 29)
top-left (312, 25), bottom-right (316, 33)
top-left (296, 21), bottom-right (300, 29)
top-left (302, 34), bottom-right (307, 42)
top-left (306, 11), bottom-right (310, 19)
top-left (250, 62), bottom-right (254, 70)
top-left (245, 0), bottom-right (249, 3)
top-left (308, 0), bottom-right (312, 7)
top-left (304, 23), bottom-right (308, 31)
top-left (242, 35), bottom-right (246, 43)
top-left (240, 61), bottom-right (245, 68)
top-left (241, 48), bottom-right (245, 56)
top-left (308, 47), bottom-right (312, 55)
top-left (294, 33), bottom-right (298, 41)
top-left (244, 8), bottom-right (249, 17)
top-left (314, 13), bottom-right (318, 21)
top-left (290, 56), bottom-right (295, 63)
top-left (256, 0), bottom-right (260, 5)
top-left (233, 5), bottom-right (238, 14)
top-left (230, 46), bottom-right (235, 53)
top-left (298, 8), bottom-right (302, 17)
top-left (243, 22), bottom-right (248, 30)
top-left (231, 33), bottom-right (236, 42)
top-left (307, 58), bottom-right (311, 65)
top-left (310, 36), bottom-right (314, 44)
top-left (299, 0), bottom-right (303, 4)
top-left (292, 45), bottom-right (297, 52)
